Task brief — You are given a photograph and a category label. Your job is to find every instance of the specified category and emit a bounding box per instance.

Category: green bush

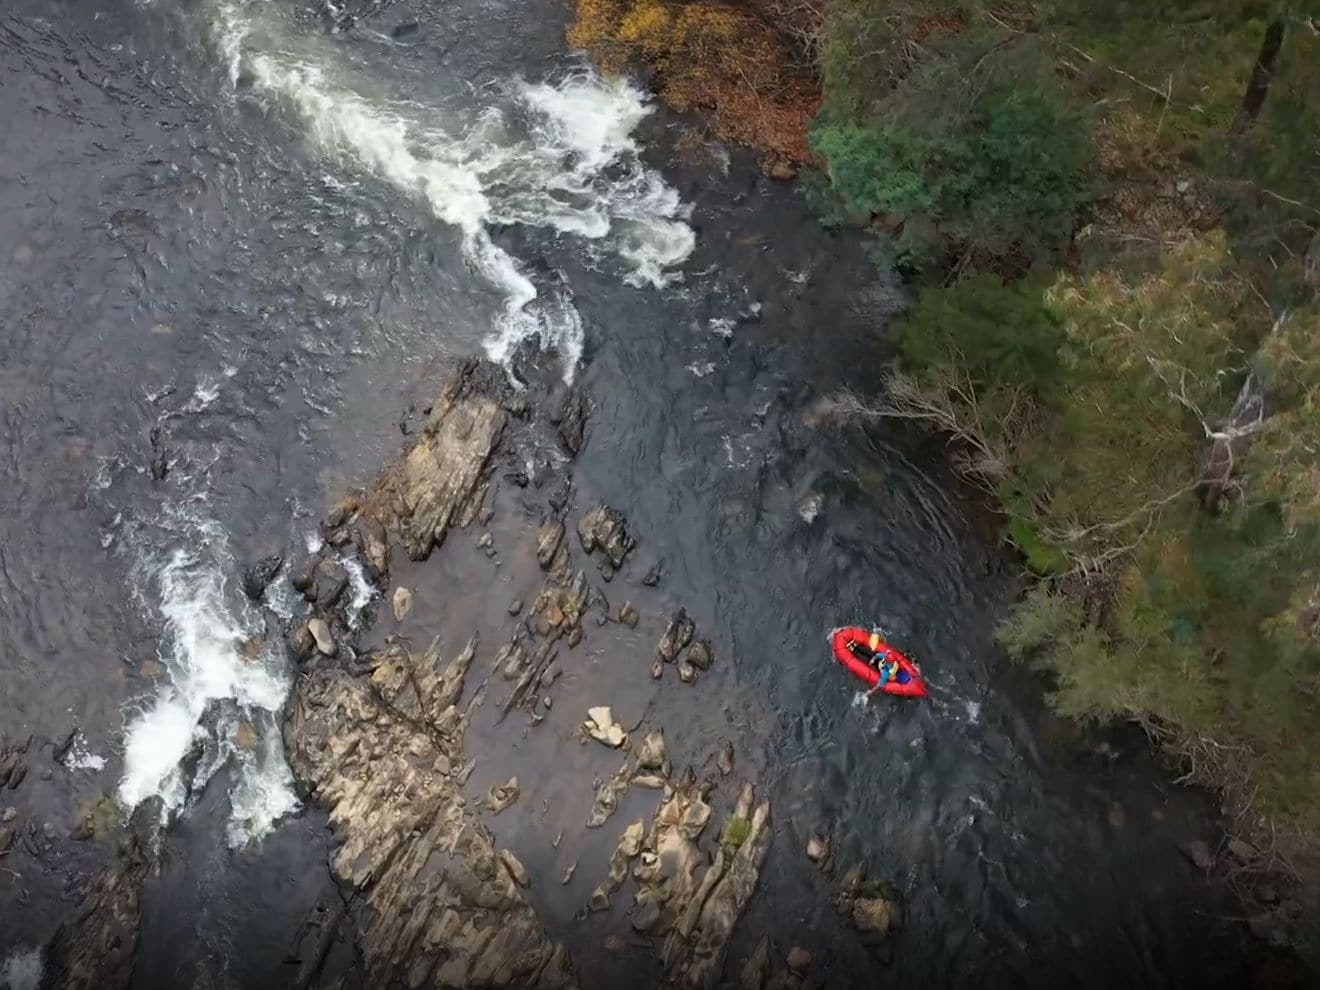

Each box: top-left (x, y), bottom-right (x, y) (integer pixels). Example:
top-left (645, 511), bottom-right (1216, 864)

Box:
top-left (812, 27), bottom-right (1096, 275)
top-left (895, 275), bottom-right (1067, 396)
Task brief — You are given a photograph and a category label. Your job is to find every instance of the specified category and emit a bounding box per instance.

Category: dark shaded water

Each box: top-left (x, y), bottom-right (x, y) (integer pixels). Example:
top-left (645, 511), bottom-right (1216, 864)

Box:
top-left (0, 1), bottom-right (1258, 987)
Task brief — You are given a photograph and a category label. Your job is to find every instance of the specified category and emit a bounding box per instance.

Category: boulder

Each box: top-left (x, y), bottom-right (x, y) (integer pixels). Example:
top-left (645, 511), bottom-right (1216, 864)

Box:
top-left (310, 559), bottom-right (349, 609)
top-left (805, 835), bottom-right (829, 865)
top-left (306, 619), bottom-right (335, 657)
top-left (354, 516), bottom-right (389, 580)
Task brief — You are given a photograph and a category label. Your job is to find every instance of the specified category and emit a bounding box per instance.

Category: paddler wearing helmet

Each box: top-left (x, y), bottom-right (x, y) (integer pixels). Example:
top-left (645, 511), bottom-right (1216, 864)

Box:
top-left (864, 630), bottom-right (900, 697)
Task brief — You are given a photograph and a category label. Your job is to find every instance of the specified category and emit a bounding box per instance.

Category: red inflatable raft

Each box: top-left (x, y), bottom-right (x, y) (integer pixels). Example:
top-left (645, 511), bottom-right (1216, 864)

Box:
top-left (830, 626), bottom-right (928, 698)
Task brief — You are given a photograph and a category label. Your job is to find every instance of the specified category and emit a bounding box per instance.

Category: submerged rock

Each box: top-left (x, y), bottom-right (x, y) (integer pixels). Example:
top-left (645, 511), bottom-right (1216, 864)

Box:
top-left (391, 585), bottom-right (413, 621)
top-left (717, 742), bottom-right (735, 776)
top-left (786, 947), bottom-right (811, 973)
top-left (1181, 839), bottom-right (1215, 872)
top-left (805, 835), bottom-right (830, 865)
top-left (637, 731), bottom-right (667, 771)
top-left (44, 835), bottom-right (148, 990)
top-left (240, 554), bottom-right (282, 602)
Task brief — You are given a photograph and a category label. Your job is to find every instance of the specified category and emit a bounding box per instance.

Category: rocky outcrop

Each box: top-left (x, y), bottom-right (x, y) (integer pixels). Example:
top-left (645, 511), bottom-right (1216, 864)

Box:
top-left (584, 774), bottom-right (773, 989)
top-left (287, 637), bottom-right (578, 989)
top-left (836, 861), bottom-right (903, 957)
top-left (359, 359), bottom-right (507, 562)
top-left (43, 835), bottom-right (148, 990)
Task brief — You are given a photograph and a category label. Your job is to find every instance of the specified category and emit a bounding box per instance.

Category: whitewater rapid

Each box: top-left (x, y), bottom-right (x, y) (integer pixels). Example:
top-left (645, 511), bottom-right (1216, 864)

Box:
top-left (114, 0), bottom-right (695, 846)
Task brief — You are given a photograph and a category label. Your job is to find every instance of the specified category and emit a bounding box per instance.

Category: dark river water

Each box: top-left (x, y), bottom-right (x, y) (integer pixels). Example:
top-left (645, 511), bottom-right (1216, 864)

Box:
top-left (0, 1), bottom-right (1264, 987)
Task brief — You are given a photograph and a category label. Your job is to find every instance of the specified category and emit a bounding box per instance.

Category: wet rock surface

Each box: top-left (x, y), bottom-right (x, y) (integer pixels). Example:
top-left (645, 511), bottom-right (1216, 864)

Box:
top-left (43, 836), bottom-right (148, 990)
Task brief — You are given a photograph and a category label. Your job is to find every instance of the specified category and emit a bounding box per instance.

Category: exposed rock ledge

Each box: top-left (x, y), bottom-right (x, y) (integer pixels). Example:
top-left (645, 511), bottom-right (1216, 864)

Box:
top-left (284, 359), bottom-right (577, 988)
top-left (289, 638), bottom-right (577, 989)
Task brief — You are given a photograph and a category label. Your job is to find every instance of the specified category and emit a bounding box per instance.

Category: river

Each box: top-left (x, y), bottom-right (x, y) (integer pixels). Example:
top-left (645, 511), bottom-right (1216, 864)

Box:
top-left (0, 1), bottom-right (1259, 987)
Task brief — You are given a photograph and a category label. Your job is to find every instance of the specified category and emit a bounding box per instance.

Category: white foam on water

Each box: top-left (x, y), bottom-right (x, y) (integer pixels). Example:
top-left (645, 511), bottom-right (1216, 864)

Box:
top-left (117, 511), bottom-right (298, 846)
top-left (61, 731), bottom-right (107, 772)
top-left (214, 3), bottom-right (693, 381)
top-left (226, 710), bottom-right (301, 847)
top-left (342, 557), bottom-right (374, 630)
top-left (0, 949), bottom-right (42, 990)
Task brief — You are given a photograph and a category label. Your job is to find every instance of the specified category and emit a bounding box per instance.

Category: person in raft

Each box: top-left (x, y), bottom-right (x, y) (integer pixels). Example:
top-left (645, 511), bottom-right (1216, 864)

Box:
top-left (861, 631), bottom-right (900, 697)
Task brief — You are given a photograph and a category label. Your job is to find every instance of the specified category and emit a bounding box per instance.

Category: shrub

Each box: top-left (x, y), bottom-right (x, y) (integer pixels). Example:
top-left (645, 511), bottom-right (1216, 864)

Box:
top-left (812, 66), bottom-right (1095, 273)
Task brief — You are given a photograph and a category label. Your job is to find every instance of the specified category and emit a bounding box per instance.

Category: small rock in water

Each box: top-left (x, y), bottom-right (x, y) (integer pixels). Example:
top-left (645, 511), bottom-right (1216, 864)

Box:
top-left (584, 707), bottom-right (627, 748)
top-left (307, 618), bottom-right (336, 657)
top-left (657, 608), bottom-right (694, 662)
top-left (233, 721), bottom-right (259, 752)
top-left (786, 946), bottom-right (812, 973)
top-left (678, 661), bottom-right (697, 684)
top-left (1180, 839), bottom-right (1215, 872)
top-left (603, 935), bottom-right (627, 953)
top-left (650, 658), bottom-right (664, 680)
top-left (1107, 801), bottom-right (1126, 829)
top-left (508, 598), bottom-right (523, 617)
top-left (617, 602), bottom-right (639, 628)
top-left (392, 586), bottom-right (413, 621)
top-left (717, 742), bottom-right (734, 776)
top-left (1, 807), bottom-right (16, 823)
top-left (0, 827), bottom-right (15, 854)
top-left (806, 835), bottom-right (829, 864)
top-left (687, 640), bottom-right (713, 670)
top-left (477, 532), bottom-right (493, 549)
top-left (642, 561), bottom-right (662, 587)
top-left (486, 777), bottom-right (520, 814)
top-left (71, 813), bottom-right (95, 842)
top-left (561, 861), bottom-right (577, 884)
top-left (568, 625), bottom-right (583, 649)
top-left (536, 520), bottom-right (566, 569)
top-left (637, 732), bottom-right (667, 771)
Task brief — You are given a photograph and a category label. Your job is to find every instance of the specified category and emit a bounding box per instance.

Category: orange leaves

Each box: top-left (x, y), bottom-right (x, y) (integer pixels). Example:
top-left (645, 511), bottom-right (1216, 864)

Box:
top-left (568, 0), bottom-right (821, 167)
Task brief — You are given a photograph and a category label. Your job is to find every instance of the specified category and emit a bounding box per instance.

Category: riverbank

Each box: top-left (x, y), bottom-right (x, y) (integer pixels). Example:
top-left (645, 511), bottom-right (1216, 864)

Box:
top-left (566, 0), bottom-right (1320, 967)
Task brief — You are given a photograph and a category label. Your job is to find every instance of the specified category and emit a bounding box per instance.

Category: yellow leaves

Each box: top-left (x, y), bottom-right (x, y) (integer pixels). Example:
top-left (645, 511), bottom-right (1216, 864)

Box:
top-left (617, 1), bottom-right (673, 52)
